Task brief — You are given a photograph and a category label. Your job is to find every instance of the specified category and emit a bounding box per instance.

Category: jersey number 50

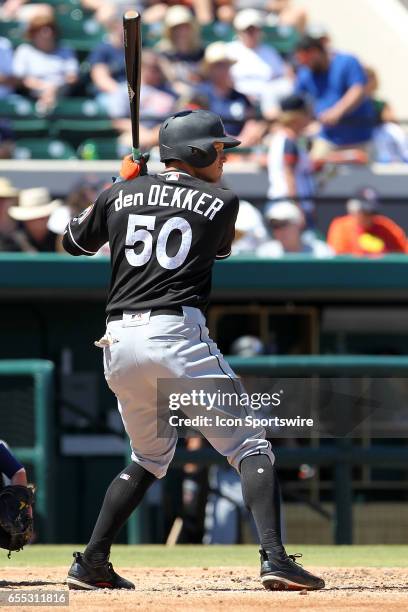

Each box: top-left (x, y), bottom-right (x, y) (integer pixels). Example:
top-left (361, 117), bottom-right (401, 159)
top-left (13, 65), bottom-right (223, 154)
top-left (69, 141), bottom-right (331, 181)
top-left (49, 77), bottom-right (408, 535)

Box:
top-left (125, 214), bottom-right (192, 270)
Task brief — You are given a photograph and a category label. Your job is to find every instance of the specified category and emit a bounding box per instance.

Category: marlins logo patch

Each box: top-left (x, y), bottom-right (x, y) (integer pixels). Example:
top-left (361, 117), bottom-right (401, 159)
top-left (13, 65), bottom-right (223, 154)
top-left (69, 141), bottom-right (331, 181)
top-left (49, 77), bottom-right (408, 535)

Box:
top-left (75, 204), bottom-right (94, 224)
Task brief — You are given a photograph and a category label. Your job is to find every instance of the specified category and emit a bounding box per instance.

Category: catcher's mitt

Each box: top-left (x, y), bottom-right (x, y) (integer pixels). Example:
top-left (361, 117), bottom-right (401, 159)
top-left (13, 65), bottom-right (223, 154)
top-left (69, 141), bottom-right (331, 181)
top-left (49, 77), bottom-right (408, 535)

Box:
top-left (0, 485), bottom-right (34, 557)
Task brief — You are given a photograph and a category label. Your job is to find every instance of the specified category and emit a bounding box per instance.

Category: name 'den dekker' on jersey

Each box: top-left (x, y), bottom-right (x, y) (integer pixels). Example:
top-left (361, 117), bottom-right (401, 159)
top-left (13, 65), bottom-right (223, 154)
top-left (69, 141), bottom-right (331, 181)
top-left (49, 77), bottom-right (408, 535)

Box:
top-left (62, 171), bottom-right (240, 314)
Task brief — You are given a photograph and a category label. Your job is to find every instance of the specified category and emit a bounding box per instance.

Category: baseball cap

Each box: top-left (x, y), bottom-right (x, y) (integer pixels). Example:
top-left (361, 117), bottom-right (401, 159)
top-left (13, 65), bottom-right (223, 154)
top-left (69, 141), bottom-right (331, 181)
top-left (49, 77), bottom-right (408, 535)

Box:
top-left (203, 42), bottom-right (236, 66)
top-left (347, 187), bottom-right (379, 213)
top-left (264, 201), bottom-right (304, 225)
top-left (296, 34), bottom-right (324, 52)
top-left (306, 23), bottom-right (330, 40)
top-left (233, 9), bottom-right (263, 31)
top-left (164, 5), bottom-right (194, 29)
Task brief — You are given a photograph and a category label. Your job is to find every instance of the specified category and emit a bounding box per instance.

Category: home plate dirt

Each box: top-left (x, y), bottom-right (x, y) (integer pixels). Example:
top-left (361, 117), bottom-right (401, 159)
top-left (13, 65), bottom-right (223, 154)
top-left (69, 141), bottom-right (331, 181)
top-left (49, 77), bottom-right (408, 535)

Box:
top-left (1, 567), bottom-right (407, 611)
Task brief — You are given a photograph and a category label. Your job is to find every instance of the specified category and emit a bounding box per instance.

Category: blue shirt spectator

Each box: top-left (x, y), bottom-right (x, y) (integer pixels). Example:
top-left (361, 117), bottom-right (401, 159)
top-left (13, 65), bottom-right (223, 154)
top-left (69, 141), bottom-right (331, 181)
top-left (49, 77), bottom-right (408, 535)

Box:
top-left (295, 36), bottom-right (375, 146)
top-left (197, 82), bottom-right (252, 137)
top-left (0, 37), bottom-right (15, 99)
top-left (88, 43), bottom-right (126, 86)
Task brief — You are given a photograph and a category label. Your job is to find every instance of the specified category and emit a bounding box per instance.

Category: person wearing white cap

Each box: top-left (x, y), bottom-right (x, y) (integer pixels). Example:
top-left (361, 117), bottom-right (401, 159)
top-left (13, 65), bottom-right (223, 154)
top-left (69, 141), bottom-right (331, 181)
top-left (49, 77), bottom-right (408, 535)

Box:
top-left (232, 199), bottom-right (269, 254)
top-left (0, 178), bottom-right (22, 251)
top-left (155, 5), bottom-right (204, 96)
top-left (196, 42), bottom-right (265, 147)
top-left (8, 187), bottom-right (63, 252)
top-left (226, 9), bottom-right (288, 104)
top-left (257, 200), bottom-right (333, 257)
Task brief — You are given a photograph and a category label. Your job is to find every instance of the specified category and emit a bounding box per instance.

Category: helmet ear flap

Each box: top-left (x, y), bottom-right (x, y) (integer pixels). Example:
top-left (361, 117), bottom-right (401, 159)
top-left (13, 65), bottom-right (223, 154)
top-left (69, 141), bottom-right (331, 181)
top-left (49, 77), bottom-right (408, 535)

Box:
top-left (187, 143), bottom-right (217, 168)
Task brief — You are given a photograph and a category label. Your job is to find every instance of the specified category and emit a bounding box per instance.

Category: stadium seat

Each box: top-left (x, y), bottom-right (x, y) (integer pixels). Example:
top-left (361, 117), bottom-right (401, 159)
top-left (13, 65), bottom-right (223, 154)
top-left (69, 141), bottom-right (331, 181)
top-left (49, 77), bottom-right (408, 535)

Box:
top-left (141, 23), bottom-right (162, 48)
top-left (0, 20), bottom-right (24, 47)
top-left (0, 97), bottom-right (35, 117)
top-left (50, 97), bottom-right (109, 119)
top-left (54, 119), bottom-right (118, 148)
top-left (201, 22), bottom-right (235, 45)
top-left (77, 138), bottom-right (131, 160)
top-left (14, 139), bottom-right (77, 160)
top-left (57, 10), bottom-right (106, 53)
top-left (12, 118), bottom-right (50, 137)
top-left (262, 25), bottom-right (299, 55)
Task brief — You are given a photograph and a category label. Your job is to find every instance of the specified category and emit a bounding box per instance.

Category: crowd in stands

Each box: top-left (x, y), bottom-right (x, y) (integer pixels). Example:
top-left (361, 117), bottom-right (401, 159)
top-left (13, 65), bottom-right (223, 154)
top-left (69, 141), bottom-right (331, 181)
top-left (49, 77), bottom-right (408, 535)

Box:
top-left (1, 1), bottom-right (408, 255)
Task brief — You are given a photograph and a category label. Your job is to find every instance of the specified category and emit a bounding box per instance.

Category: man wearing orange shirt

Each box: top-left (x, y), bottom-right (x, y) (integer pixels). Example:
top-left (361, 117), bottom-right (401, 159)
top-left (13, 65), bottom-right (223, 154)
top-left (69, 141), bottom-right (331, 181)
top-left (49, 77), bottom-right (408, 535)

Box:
top-left (327, 188), bottom-right (407, 255)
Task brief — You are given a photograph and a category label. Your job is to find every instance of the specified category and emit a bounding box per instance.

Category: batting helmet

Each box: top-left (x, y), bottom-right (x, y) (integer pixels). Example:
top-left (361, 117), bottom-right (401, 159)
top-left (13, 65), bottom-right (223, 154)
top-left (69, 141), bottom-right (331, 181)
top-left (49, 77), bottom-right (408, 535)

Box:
top-left (159, 110), bottom-right (241, 168)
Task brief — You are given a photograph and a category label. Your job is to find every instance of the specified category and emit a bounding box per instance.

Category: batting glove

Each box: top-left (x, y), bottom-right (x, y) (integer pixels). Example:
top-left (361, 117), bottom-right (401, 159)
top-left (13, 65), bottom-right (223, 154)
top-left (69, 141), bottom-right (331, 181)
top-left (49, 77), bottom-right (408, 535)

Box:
top-left (119, 153), bottom-right (150, 180)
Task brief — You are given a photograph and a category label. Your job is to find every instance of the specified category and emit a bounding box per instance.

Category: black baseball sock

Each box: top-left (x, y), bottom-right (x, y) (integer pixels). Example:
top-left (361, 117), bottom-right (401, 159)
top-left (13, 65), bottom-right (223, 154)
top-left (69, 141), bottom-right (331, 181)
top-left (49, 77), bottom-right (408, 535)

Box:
top-left (84, 462), bottom-right (156, 566)
top-left (240, 454), bottom-right (286, 559)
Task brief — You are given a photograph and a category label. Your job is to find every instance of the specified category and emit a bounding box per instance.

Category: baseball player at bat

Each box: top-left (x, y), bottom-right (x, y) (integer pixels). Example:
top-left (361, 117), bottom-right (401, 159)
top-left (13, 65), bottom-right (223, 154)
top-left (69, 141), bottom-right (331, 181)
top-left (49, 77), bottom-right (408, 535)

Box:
top-left (63, 110), bottom-right (324, 592)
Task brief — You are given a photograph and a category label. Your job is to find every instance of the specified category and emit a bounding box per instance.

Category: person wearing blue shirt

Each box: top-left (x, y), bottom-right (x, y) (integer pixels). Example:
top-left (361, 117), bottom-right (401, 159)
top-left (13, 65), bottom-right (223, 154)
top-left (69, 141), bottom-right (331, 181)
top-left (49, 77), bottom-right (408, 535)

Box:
top-left (294, 35), bottom-right (375, 155)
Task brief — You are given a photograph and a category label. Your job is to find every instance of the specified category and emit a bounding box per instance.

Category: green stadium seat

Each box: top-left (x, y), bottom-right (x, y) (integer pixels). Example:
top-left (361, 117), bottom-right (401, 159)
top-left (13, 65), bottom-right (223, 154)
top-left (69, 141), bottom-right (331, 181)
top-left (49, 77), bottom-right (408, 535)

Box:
top-left (14, 139), bottom-right (77, 160)
top-left (77, 138), bottom-right (131, 160)
top-left (0, 20), bottom-right (24, 47)
top-left (57, 10), bottom-right (106, 52)
top-left (50, 97), bottom-right (109, 119)
top-left (141, 23), bottom-right (162, 48)
top-left (54, 119), bottom-right (118, 148)
top-left (0, 97), bottom-right (35, 117)
top-left (262, 25), bottom-right (299, 55)
top-left (11, 118), bottom-right (50, 137)
top-left (1, 99), bottom-right (50, 136)
top-left (201, 22), bottom-right (235, 45)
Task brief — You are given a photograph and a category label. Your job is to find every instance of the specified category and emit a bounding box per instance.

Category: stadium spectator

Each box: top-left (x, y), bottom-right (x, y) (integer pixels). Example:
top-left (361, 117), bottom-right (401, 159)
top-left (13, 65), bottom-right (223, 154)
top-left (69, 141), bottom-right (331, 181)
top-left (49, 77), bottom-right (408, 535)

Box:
top-left (197, 42), bottom-right (265, 147)
top-left (295, 36), bottom-right (375, 160)
top-left (226, 9), bottom-right (288, 106)
top-left (266, 94), bottom-right (315, 226)
top-left (140, 0), bottom-right (213, 27)
top-left (364, 66), bottom-right (408, 163)
top-left (233, 0), bottom-right (308, 32)
top-left (8, 187), bottom-right (62, 252)
top-left (327, 189), bottom-right (407, 256)
top-left (0, 37), bottom-right (17, 100)
top-left (155, 5), bottom-right (204, 96)
top-left (0, 178), bottom-right (22, 251)
top-left (258, 200), bottom-right (333, 257)
top-left (0, 0), bottom-right (52, 20)
top-left (12, 13), bottom-right (79, 111)
top-left (232, 199), bottom-right (269, 255)
top-left (0, 122), bottom-right (14, 159)
top-left (88, 14), bottom-right (128, 118)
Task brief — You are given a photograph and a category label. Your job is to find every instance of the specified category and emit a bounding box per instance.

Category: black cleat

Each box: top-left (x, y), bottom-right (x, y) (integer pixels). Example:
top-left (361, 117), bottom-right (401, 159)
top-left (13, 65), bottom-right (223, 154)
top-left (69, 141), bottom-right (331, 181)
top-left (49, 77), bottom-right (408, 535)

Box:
top-left (260, 549), bottom-right (325, 591)
top-left (66, 551), bottom-right (135, 590)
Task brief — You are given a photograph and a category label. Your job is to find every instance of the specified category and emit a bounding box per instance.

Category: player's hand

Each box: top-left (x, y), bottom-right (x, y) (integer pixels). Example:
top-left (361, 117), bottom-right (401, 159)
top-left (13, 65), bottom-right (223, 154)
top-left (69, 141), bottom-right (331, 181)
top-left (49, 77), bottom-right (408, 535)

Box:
top-left (120, 153), bottom-right (150, 180)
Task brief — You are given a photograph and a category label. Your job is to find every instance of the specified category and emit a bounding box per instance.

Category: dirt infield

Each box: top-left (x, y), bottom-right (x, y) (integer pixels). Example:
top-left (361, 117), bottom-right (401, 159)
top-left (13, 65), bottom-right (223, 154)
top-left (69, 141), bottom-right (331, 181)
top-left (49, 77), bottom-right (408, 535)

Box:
top-left (1, 566), bottom-right (407, 611)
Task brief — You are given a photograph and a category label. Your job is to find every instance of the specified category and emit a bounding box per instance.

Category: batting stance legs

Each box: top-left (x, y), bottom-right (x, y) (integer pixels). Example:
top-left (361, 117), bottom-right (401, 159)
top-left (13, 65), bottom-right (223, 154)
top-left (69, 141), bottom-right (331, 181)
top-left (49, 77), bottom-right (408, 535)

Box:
top-left (67, 307), bottom-right (324, 591)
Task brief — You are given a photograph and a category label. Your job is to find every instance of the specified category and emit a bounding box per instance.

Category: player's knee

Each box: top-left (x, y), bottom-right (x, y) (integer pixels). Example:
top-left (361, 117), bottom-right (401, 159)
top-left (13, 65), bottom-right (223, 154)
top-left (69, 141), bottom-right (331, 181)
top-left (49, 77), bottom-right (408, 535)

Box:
top-left (228, 439), bottom-right (275, 473)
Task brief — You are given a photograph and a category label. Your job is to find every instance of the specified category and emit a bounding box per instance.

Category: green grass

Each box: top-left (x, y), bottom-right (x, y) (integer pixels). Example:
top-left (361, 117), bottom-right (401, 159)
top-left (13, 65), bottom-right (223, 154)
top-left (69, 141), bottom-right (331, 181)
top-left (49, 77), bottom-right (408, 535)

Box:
top-left (1, 545), bottom-right (408, 568)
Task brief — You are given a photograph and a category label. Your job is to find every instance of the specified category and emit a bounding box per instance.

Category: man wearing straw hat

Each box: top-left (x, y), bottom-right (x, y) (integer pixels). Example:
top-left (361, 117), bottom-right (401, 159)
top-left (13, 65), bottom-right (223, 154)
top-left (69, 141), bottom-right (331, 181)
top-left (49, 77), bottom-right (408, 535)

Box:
top-left (7, 187), bottom-right (62, 252)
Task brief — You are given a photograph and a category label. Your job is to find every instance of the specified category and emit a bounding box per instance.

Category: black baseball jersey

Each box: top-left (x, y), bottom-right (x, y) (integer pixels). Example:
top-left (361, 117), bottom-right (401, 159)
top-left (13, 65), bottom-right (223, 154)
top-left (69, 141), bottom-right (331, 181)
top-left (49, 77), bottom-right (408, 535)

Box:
top-left (63, 170), bottom-right (239, 314)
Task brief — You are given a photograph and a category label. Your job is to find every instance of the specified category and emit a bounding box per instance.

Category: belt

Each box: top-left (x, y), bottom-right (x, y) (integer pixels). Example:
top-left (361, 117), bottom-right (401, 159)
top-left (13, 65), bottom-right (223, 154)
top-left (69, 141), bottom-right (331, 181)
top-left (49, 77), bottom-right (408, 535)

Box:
top-left (107, 306), bottom-right (183, 323)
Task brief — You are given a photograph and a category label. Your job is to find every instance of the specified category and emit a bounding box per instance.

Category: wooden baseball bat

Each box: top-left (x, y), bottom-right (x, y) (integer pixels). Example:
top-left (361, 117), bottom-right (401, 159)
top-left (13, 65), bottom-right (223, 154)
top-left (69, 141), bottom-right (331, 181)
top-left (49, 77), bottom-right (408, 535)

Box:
top-left (123, 11), bottom-right (142, 161)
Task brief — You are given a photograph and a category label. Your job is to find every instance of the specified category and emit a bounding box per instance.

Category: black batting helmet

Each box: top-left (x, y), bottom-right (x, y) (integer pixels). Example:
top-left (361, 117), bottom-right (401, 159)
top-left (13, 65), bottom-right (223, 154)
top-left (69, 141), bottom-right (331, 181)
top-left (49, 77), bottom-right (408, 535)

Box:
top-left (159, 110), bottom-right (241, 168)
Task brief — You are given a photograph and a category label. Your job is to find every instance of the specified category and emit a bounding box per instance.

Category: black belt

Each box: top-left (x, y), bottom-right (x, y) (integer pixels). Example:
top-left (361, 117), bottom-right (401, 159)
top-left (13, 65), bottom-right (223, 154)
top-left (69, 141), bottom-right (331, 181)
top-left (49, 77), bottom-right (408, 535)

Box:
top-left (107, 306), bottom-right (183, 323)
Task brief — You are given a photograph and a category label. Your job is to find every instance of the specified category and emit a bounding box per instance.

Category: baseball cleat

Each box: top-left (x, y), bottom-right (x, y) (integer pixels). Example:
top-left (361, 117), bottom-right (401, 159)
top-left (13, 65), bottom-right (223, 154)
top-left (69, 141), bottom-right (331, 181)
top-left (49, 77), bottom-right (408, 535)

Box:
top-left (260, 549), bottom-right (325, 591)
top-left (66, 551), bottom-right (135, 590)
